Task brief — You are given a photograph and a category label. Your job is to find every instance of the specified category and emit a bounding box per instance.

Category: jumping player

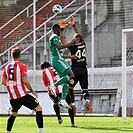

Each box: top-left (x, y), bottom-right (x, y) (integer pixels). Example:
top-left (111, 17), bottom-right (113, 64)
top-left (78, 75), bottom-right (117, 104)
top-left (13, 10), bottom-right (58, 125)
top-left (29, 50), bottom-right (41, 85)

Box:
top-left (48, 23), bottom-right (77, 109)
top-left (60, 16), bottom-right (93, 115)
top-left (40, 61), bottom-right (77, 127)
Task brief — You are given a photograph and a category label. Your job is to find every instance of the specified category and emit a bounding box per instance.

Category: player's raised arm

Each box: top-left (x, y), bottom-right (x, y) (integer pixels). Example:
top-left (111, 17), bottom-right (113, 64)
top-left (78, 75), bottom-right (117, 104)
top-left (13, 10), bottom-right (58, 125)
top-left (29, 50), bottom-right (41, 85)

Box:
top-left (59, 20), bottom-right (68, 44)
top-left (53, 20), bottom-right (77, 50)
top-left (68, 16), bottom-right (80, 34)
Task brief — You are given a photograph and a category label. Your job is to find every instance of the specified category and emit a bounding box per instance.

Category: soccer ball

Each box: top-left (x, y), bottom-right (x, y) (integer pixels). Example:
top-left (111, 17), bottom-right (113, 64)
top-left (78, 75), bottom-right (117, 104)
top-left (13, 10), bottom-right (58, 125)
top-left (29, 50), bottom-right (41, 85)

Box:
top-left (52, 4), bottom-right (62, 14)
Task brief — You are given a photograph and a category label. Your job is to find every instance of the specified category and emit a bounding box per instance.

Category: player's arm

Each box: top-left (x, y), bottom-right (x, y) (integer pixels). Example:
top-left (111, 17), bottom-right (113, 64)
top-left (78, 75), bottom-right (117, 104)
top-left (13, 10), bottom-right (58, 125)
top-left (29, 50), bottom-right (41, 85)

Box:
top-left (68, 16), bottom-right (80, 34)
top-left (55, 38), bottom-right (77, 50)
top-left (1, 70), bottom-right (7, 86)
top-left (1, 76), bottom-right (6, 86)
top-left (59, 20), bottom-right (69, 45)
top-left (62, 54), bottom-right (79, 59)
top-left (59, 20), bottom-right (66, 44)
top-left (55, 20), bottom-right (77, 49)
top-left (22, 76), bottom-right (38, 98)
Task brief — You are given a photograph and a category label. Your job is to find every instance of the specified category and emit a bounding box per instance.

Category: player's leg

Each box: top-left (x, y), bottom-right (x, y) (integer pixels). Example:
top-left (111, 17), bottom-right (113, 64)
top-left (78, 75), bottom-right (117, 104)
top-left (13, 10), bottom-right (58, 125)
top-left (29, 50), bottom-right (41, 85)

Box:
top-left (52, 59), bottom-right (74, 87)
top-left (23, 94), bottom-right (44, 133)
top-left (6, 112), bottom-right (18, 133)
top-left (50, 94), bottom-right (63, 124)
top-left (58, 71), bottom-right (74, 101)
top-left (79, 67), bottom-right (93, 114)
top-left (69, 87), bottom-right (75, 103)
top-left (52, 60), bottom-right (74, 108)
top-left (66, 93), bottom-right (77, 127)
top-left (59, 83), bottom-right (71, 109)
top-left (69, 69), bottom-right (79, 116)
top-left (6, 99), bottom-right (21, 133)
top-left (82, 89), bottom-right (92, 114)
top-left (68, 87), bottom-right (77, 116)
top-left (54, 103), bottom-right (63, 124)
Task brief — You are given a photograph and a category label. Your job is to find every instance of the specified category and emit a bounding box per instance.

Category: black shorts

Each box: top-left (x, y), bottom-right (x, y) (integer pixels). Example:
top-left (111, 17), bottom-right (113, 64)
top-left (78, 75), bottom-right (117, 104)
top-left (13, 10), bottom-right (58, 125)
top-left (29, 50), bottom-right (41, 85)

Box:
top-left (69, 66), bottom-right (88, 89)
top-left (49, 93), bottom-right (72, 105)
top-left (10, 94), bottom-right (39, 112)
top-left (49, 93), bottom-right (62, 103)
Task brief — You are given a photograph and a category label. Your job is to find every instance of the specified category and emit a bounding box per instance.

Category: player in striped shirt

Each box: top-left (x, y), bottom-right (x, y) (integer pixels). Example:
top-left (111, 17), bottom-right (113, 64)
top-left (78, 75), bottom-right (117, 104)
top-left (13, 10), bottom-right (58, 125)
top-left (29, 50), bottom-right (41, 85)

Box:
top-left (1, 47), bottom-right (44, 133)
top-left (40, 61), bottom-right (77, 127)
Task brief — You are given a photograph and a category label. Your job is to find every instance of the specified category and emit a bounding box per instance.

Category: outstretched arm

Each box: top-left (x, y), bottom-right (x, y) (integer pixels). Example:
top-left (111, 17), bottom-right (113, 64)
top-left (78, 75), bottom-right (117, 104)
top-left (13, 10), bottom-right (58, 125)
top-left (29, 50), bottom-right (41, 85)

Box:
top-left (62, 54), bottom-right (79, 59)
top-left (68, 16), bottom-right (80, 34)
top-left (56, 19), bottom-right (77, 49)
top-left (59, 20), bottom-right (68, 44)
top-left (55, 38), bottom-right (77, 50)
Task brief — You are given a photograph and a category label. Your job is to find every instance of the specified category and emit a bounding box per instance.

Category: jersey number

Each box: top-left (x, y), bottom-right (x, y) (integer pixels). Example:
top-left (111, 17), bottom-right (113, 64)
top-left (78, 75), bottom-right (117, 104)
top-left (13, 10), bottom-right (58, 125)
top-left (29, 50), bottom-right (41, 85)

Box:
top-left (9, 68), bottom-right (14, 81)
top-left (75, 49), bottom-right (86, 59)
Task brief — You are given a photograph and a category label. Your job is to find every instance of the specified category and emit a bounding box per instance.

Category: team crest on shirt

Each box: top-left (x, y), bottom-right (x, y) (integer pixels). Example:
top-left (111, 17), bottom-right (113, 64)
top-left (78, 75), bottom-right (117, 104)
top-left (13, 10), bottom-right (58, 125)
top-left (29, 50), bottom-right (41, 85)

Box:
top-left (70, 79), bottom-right (74, 84)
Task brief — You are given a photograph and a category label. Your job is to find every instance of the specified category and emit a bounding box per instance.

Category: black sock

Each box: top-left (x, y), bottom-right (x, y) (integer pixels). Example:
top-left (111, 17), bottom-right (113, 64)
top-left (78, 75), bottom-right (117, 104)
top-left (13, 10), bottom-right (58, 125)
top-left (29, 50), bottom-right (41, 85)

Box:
top-left (54, 104), bottom-right (61, 120)
top-left (7, 115), bottom-right (16, 131)
top-left (36, 111), bottom-right (43, 128)
top-left (69, 89), bottom-right (75, 103)
top-left (82, 90), bottom-right (89, 100)
top-left (68, 106), bottom-right (74, 124)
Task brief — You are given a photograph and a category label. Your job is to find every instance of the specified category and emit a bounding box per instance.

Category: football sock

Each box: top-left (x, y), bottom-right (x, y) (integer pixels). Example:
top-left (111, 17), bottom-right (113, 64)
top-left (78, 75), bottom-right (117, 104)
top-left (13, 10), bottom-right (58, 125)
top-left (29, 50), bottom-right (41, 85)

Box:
top-left (82, 90), bottom-right (89, 100)
top-left (54, 75), bottom-right (70, 86)
top-left (68, 106), bottom-right (74, 124)
top-left (36, 111), bottom-right (43, 129)
top-left (53, 104), bottom-right (61, 120)
top-left (6, 115), bottom-right (16, 131)
top-left (69, 88), bottom-right (75, 103)
top-left (38, 128), bottom-right (44, 133)
top-left (6, 131), bottom-right (11, 133)
top-left (62, 83), bottom-right (69, 100)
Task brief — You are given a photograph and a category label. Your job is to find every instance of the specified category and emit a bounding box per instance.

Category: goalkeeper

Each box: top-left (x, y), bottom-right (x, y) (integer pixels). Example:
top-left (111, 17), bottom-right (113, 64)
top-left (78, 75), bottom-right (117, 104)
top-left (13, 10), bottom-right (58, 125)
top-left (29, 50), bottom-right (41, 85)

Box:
top-left (59, 16), bottom-right (93, 115)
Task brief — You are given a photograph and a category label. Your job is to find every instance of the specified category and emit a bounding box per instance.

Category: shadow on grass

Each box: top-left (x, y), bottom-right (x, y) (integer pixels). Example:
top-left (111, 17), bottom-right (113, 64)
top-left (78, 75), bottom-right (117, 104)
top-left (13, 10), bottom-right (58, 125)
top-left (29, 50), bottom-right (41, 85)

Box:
top-left (64, 126), bottom-right (133, 132)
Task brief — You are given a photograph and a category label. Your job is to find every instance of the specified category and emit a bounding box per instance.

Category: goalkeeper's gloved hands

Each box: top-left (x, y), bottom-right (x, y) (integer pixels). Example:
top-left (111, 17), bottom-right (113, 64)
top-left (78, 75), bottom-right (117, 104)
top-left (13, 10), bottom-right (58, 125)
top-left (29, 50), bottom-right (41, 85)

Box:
top-left (59, 20), bottom-right (67, 28)
top-left (68, 16), bottom-right (75, 26)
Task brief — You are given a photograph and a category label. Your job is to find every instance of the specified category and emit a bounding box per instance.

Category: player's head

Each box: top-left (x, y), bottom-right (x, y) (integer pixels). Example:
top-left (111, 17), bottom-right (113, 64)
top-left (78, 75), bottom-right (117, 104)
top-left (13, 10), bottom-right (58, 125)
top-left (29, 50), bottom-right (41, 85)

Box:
top-left (40, 61), bottom-right (51, 70)
top-left (52, 24), bottom-right (60, 36)
top-left (11, 47), bottom-right (21, 60)
top-left (73, 33), bottom-right (83, 43)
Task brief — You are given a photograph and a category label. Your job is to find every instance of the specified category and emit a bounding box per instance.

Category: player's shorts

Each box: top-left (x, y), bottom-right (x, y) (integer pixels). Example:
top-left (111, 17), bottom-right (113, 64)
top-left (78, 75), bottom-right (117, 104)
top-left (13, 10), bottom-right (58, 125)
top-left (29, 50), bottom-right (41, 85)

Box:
top-left (10, 94), bottom-right (39, 112)
top-left (49, 93), bottom-right (62, 103)
top-left (52, 57), bottom-right (72, 77)
top-left (69, 66), bottom-right (88, 89)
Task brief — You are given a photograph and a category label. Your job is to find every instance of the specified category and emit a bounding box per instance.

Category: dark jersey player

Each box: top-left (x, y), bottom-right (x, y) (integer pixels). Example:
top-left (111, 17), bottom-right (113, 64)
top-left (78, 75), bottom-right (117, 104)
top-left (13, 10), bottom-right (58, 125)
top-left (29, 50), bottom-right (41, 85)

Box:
top-left (60, 16), bottom-right (93, 115)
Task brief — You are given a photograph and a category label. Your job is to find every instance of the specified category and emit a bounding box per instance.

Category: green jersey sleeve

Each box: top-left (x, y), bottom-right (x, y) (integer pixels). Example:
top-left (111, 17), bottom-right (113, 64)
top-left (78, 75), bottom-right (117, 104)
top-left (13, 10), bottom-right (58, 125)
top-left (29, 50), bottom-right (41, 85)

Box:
top-left (49, 34), bottom-right (62, 58)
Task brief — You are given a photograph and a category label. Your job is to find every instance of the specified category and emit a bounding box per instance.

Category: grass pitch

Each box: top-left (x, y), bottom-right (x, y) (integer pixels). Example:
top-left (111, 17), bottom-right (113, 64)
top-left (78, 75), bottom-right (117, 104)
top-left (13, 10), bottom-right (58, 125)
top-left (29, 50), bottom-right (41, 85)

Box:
top-left (0, 116), bottom-right (132, 133)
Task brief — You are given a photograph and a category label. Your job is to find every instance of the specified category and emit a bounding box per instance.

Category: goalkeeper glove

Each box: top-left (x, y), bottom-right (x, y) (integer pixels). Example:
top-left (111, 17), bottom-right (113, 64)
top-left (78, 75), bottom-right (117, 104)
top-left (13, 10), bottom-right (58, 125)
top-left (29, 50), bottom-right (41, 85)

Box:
top-left (68, 16), bottom-right (75, 26)
top-left (59, 20), bottom-right (67, 28)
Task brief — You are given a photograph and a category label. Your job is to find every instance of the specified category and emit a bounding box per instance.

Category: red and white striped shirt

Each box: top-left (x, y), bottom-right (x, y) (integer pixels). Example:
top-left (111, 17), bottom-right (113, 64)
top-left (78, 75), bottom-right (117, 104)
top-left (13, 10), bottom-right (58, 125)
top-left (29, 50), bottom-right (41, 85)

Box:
top-left (42, 67), bottom-right (62, 95)
top-left (2, 61), bottom-right (28, 99)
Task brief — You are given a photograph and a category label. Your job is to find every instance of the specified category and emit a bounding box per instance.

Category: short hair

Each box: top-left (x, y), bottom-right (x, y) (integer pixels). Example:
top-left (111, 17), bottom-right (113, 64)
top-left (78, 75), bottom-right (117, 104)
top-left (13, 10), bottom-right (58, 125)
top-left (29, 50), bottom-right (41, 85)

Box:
top-left (11, 47), bottom-right (21, 59)
top-left (52, 24), bottom-right (60, 32)
top-left (73, 33), bottom-right (83, 42)
top-left (40, 61), bottom-right (51, 69)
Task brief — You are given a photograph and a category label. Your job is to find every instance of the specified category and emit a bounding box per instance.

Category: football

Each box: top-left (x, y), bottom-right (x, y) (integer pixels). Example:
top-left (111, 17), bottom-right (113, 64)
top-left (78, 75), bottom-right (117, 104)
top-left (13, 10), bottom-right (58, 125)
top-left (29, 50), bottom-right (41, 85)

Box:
top-left (52, 4), bottom-right (62, 14)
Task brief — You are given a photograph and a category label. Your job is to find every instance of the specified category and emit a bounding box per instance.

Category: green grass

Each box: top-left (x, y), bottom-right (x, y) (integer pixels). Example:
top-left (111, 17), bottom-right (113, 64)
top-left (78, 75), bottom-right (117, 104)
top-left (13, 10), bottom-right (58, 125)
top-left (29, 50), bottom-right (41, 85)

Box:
top-left (0, 116), bottom-right (133, 133)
